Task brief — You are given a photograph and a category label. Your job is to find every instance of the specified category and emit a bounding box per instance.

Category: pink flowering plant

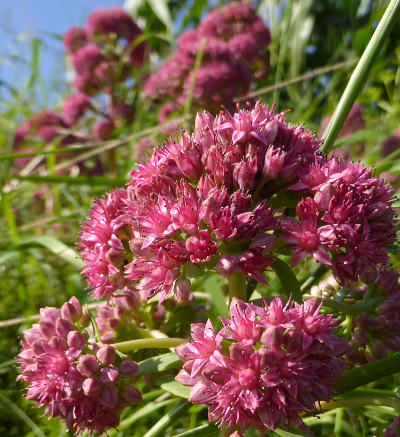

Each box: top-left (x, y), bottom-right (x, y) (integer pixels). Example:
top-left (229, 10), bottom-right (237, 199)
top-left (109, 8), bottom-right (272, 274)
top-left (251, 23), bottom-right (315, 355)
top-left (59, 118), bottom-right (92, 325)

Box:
top-left (16, 95), bottom-right (400, 435)
top-left (2, 1), bottom-right (400, 436)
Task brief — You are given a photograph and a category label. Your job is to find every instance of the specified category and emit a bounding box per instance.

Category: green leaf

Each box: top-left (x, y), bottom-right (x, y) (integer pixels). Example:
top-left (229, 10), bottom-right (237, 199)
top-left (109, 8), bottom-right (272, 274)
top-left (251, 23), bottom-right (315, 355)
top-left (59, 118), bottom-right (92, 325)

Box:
top-left (9, 236), bottom-right (84, 269)
top-left (137, 352), bottom-right (182, 376)
top-left (146, 0), bottom-right (173, 31)
top-left (143, 400), bottom-right (189, 437)
top-left (172, 424), bottom-right (219, 437)
top-left (201, 273), bottom-right (228, 317)
top-left (0, 391), bottom-right (45, 437)
top-left (107, 399), bottom-right (178, 436)
top-left (159, 380), bottom-right (191, 399)
top-left (271, 258), bottom-right (302, 303)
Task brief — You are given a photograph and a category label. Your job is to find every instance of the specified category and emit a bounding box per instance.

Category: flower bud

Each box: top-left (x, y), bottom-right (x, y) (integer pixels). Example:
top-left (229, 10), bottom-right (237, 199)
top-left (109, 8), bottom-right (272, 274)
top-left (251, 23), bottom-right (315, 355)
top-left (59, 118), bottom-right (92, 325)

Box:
top-left (99, 386), bottom-right (118, 408)
top-left (119, 292), bottom-right (140, 311)
top-left (262, 145), bottom-right (285, 180)
top-left (61, 297), bottom-right (82, 322)
top-left (40, 321), bottom-right (57, 339)
top-left (216, 256), bottom-right (238, 277)
top-left (39, 307), bottom-right (61, 323)
top-left (101, 366), bottom-right (120, 385)
top-left (106, 247), bottom-right (125, 268)
top-left (119, 360), bottom-right (138, 377)
top-left (153, 304), bottom-right (166, 321)
top-left (80, 308), bottom-right (91, 327)
top-left (100, 331), bottom-right (116, 344)
top-left (78, 355), bottom-right (99, 377)
top-left (96, 345), bottom-right (116, 365)
top-left (173, 278), bottom-right (192, 304)
top-left (121, 386), bottom-right (142, 404)
top-left (67, 331), bottom-right (86, 350)
top-left (82, 377), bottom-right (102, 396)
top-left (55, 319), bottom-right (75, 338)
top-left (31, 339), bottom-right (46, 354)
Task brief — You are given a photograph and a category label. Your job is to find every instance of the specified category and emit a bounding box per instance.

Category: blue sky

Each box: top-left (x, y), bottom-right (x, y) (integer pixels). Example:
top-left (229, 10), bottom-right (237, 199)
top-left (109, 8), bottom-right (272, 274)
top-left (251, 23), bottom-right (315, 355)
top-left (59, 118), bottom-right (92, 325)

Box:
top-left (0, 0), bottom-right (124, 106)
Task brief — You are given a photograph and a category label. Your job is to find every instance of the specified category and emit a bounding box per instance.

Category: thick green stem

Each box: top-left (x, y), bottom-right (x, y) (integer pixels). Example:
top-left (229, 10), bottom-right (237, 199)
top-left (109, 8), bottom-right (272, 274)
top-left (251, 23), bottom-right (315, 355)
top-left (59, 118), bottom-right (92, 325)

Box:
top-left (321, 0), bottom-right (400, 153)
top-left (321, 296), bottom-right (385, 316)
top-left (113, 337), bottom-right (186, 353)
top-left (227, 272), bottom-right (247, 303)
top-left (319, 397), bottom-right (400, 410)
top-left (337, 353), bottom-right (400, 392)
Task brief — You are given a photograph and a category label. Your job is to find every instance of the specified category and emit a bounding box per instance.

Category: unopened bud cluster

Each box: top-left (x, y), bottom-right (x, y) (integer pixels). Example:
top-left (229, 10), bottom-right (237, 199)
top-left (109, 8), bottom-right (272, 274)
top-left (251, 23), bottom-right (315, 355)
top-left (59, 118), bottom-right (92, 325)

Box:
top-left (17, 297), bottom-right (141, 435)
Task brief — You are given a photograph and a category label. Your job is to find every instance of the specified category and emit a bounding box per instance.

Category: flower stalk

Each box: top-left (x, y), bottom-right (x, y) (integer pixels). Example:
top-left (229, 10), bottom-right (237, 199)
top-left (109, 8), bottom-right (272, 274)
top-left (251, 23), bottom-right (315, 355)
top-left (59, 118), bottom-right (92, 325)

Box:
top-left (113, 337), bottom-right (187, 353)
top-left (321, 0), bottom-right (400, 153)
top-left (227, 272), bottom-right (247, 303)
top-left (319, 396), bottom-right (400, 411)
top-left (337, 353), bottom-right (400, 392)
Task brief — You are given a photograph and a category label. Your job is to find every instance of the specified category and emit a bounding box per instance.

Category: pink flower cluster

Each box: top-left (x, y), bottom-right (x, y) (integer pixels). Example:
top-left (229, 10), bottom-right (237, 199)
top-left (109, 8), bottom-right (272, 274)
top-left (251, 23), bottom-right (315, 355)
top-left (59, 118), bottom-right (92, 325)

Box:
top-left (65, 7), bottom-right (147, 95)
top-left (286, 157), bottom-right (396, 284)
top-left (13, 7), bottom-right (146, 170)
top-left (78, 101), bottom-right (396, 301)
top-left (17, 297), bottom-right (142, 435)
top-left (144, 2), bottom-right (270, 116)
top-left (175, 297), bottom-right (347, 431)
top-left (13, 110), bottom-right (88, 169)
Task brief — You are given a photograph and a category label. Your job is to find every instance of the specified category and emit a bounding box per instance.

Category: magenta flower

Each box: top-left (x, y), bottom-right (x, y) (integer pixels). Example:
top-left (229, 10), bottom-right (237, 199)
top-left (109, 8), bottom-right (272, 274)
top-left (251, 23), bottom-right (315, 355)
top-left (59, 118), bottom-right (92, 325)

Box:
top-left (78, 101), bottom-right (396, 301)
top-left (63, 93), bottom-right (91, 126)
top-left (63, 26), bottom-right (87, 54)
top-left (86, 7), bottom-right (147, 67)
top-left (280, 198), bottom-right (331, 267)
top-left (17, 297), bottom-right (141, 435)
top-left (175, 297), bottom-right (347, 432)
top-left (144, 1), bottom-right (270, 113)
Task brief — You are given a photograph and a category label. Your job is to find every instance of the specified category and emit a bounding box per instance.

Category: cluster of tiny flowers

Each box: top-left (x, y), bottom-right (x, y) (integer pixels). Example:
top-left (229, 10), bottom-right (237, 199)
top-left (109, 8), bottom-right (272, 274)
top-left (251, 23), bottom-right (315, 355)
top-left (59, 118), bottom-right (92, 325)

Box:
top-left (65, 7), bottom-right (146, 95)
top-left (175, 297), bottom-right (347, 431)
top-left (17, 297), bottom-right (142, 435)
top-left (348, 269), bottom-right (400, 364)
top-left (13, 7), bottom-right (146, 170)
top-left (308, 275), bottom-right (340, 300)
top-left (13, 110), bottom-right (88, 170)
top-left (78, 101), bottom-right (397, 302)
top-left (144, 1), bottom-right (270, 117)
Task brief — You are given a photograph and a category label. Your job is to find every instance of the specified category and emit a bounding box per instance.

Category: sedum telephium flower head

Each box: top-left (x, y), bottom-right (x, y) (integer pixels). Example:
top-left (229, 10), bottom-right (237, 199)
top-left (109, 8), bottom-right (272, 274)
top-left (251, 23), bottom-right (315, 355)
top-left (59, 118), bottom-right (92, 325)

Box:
top-left (175, 297), bottom-right (347, 432)
top-left (17, 296), bottom-right (141, 435)
top-left (78, 101), bottom-right (396, 301)
top-left (144, 1), bottom-right (270, 116)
